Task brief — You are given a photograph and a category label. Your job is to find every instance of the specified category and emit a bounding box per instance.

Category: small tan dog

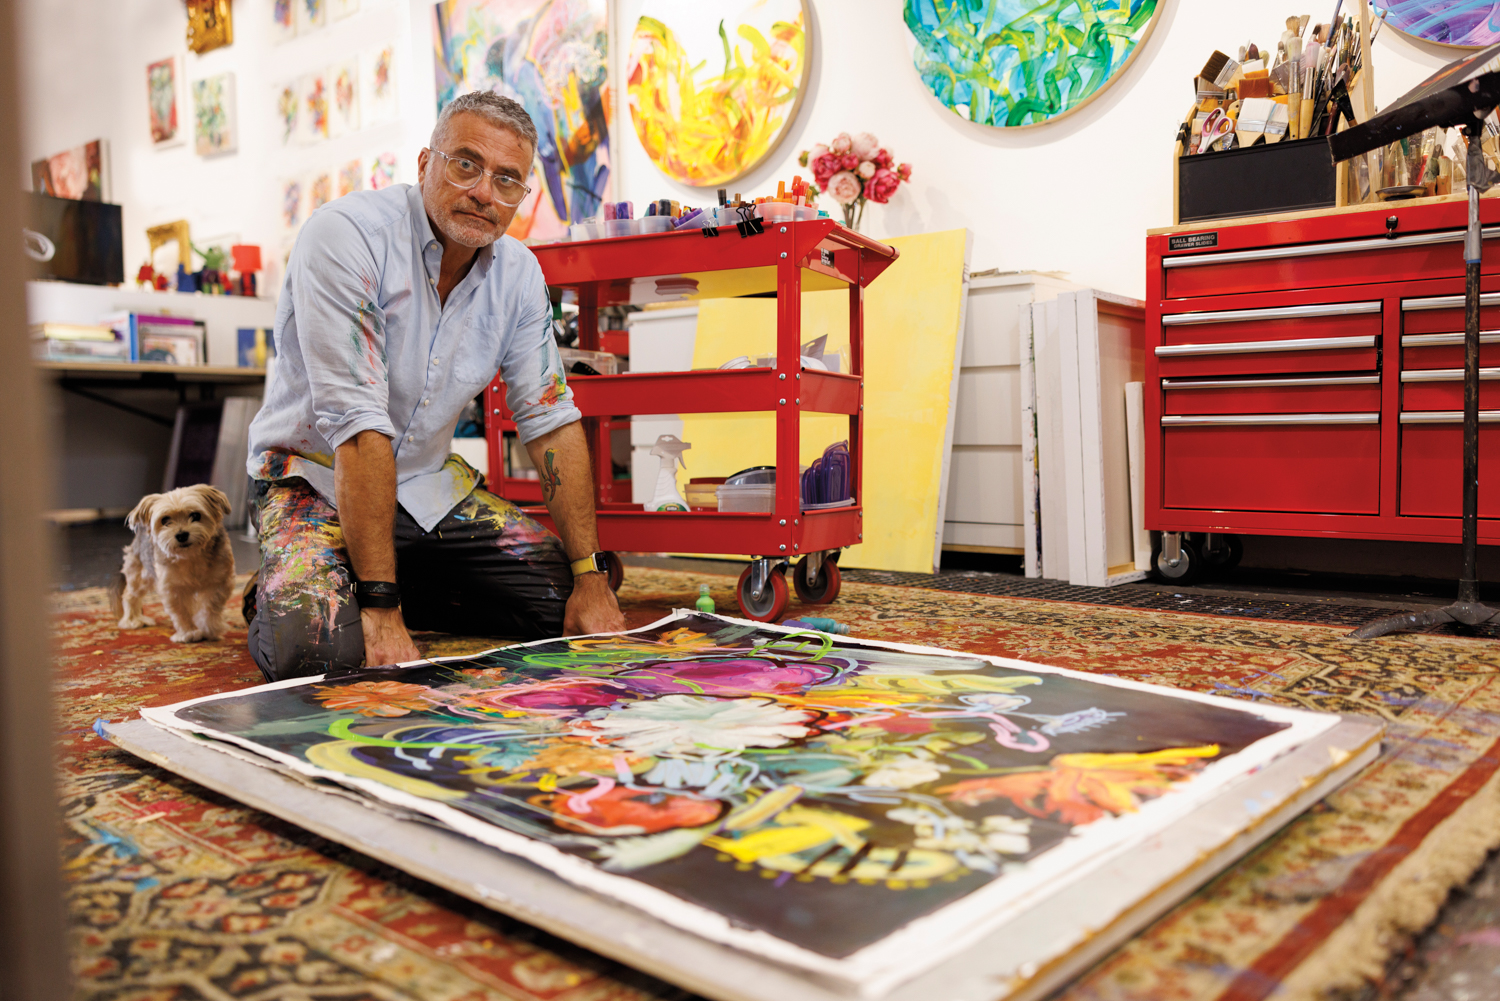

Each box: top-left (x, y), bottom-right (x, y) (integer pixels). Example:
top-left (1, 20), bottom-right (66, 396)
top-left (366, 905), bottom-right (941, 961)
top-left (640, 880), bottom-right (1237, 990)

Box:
top-left (112, 484), bottom-right (235, 642)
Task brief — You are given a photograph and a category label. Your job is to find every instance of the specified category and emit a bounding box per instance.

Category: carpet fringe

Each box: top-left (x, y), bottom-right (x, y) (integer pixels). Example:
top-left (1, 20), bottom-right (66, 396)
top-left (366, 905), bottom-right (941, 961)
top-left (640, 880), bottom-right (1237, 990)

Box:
top-left (1276, 763), bottom-right (1500, 1000)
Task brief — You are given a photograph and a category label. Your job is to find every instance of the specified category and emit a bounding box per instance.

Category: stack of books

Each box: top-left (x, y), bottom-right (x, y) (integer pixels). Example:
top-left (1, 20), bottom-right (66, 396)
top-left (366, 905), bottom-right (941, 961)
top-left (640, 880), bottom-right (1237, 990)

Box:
top-left (104, 313), bottom-right (207, 365)
top-left (31, 322), bottom-right (129, 362)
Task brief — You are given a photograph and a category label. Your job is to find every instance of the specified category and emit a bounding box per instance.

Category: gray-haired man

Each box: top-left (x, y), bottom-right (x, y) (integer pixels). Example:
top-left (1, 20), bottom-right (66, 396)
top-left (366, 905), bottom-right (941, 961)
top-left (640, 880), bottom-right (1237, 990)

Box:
top-left (244, 92), bottom-right (624, 681)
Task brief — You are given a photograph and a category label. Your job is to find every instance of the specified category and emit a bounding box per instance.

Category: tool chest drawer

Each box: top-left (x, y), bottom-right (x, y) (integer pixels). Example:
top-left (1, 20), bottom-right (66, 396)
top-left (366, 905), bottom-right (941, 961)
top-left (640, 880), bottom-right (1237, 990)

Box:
top-left (1162, 375), bottom-right (1380, 415)
top-left (1156, 301), bottom-right (1381, 377)
top-left (1401, 369), bottom-right (1500, 410)
top-left (1400, 415), bottom-right (1500, 518)
top-left (1162, 417), bottom-right (1381, 514)
top-left (1402, 294), bottom-right (1500, 369)
top-left (1162, 228), bottom-right (1491, 299)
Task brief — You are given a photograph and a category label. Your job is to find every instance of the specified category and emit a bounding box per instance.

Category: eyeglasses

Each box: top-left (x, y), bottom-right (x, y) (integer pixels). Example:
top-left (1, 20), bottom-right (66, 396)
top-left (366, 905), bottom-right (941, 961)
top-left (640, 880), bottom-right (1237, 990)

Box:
top-left (425, 148), bottom-right (532, 206)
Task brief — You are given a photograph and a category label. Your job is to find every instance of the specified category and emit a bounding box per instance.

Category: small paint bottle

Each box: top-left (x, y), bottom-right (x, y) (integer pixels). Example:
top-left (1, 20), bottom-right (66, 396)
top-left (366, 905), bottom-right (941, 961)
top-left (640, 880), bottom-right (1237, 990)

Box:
top-left (695, 584), bottom-right (715, 614)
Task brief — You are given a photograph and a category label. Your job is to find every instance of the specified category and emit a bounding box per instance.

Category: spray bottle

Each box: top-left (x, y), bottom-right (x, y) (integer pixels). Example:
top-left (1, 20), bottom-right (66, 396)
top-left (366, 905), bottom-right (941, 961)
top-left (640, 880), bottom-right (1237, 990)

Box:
top-left (647, 434), bottom-right (690, 512)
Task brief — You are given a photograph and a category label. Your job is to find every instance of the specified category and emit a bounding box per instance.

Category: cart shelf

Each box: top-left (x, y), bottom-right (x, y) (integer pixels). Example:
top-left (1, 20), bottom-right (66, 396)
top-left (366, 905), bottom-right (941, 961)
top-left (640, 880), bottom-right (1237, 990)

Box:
top-left (486, 218), bottom-right (899, 620)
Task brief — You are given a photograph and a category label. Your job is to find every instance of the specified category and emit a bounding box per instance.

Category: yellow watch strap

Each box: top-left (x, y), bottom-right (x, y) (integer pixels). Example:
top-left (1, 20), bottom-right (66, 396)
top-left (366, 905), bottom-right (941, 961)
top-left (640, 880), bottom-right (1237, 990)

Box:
top-left (571, 554), bottom-right (606, 576)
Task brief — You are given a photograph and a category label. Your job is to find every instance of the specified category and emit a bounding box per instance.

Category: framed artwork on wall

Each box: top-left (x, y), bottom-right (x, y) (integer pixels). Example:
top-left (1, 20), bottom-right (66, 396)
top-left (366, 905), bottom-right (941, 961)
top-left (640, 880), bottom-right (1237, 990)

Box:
top-left (31, 140), bottom-right (110, 201)
top-left (296, 0), bottom-right (328, 35)
top-left (275, 81), bottom-right (299, 146)
top-left (432, 0), bottom-right (610, 242)
top-left (903, 0), bottom-right (1161, 128)
top-left (337, 159), bottom-right (363, 198)
top-left (192, 74), bottom-right (237, 157)
top-left (360, 43), bottom-right (399, 127)
top-left (147, 56), bottom-right (184, 147)
top-left (1372, 3), bottom-right (1500, 47)
top-left (272, 0), bottom-right (297, 43)
top-left (186, 0), bottom-right (233, 55)
top-left (329, 58), bottom-right (360, 138)
top-left (627, 0), bottom-right (809, 187)
top-left (368, 150), bottom-right (397, 189)
top-left (298, 72), bottom-right (329, 144)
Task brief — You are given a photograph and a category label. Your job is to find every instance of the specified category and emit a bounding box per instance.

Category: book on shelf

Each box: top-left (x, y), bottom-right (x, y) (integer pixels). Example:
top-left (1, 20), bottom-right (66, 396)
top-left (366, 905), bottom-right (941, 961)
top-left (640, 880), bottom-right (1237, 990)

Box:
top-left (103, 312), bottom-right (206, 364)
top-left (29, 322), bottom-right (116, 341)
top-left (33, 337), bottom-right (130, 362)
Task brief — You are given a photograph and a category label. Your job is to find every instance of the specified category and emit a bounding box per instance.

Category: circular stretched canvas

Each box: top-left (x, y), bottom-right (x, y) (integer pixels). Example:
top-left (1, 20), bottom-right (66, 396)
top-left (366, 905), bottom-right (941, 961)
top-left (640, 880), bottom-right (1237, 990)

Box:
top-left (628, 0), bottom-right (809, 187)
top-left (1372, 2), bottom-right (1500, 47)
top-left (903, 0), bottom-right (1160, 128)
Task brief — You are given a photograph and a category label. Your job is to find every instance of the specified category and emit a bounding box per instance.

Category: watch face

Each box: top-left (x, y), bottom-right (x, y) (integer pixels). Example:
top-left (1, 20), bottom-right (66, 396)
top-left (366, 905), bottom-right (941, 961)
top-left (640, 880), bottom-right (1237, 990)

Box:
top-left (592, 553), bottom-right (609, 573)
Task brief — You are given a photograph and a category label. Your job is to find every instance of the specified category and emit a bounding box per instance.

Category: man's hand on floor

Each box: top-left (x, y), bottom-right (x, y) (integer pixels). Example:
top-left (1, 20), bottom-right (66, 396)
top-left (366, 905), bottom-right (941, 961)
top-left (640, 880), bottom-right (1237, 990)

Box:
top-left (564, 572), bottom-right (626, 635)
top-left (361, 607), bottom-right (423, 666)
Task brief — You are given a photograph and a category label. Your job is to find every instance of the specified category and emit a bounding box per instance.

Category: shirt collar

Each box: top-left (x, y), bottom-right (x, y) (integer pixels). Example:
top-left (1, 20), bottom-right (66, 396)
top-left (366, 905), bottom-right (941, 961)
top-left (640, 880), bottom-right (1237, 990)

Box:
top-left (408, 183), bottom-right (497, 282)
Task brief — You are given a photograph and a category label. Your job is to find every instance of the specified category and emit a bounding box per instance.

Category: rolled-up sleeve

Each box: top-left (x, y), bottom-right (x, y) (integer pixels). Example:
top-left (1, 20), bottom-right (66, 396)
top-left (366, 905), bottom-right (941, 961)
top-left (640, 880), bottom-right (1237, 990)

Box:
top-left (500, 273), bottom-right (581, 444)
top-left (291, 208), bottom-right (398, 450)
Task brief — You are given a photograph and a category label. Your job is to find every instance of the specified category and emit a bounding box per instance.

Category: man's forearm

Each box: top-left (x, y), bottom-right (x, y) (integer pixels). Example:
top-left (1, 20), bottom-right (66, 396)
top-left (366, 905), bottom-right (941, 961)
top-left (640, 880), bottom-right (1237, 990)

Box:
top-left (334, 429), bottom-right (399, 581)
top-left (524, 420), bottom-right (600, 560)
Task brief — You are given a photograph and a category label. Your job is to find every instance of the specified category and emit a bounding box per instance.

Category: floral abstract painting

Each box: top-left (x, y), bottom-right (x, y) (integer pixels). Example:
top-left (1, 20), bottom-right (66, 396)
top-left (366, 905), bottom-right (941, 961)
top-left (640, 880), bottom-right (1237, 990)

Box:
top-left (1373, 1), bottom-right (1500, 47)
top-left (145, 612), bottom-right (1330, 983)
top-left (329, 58), bottom-right (360, 138)
top-left (903, 0), bottom-right (1160, 128)
top-left (627, 0), bottom-right (808, 187)
top-left (275, 81), bottom-right (299, 145)
top-left (192, 73), bottom-right (236, 156)
top-left (360, 43), bottom-right (398, 127)
top-left (368, 150), bottom-right (397, 189)
top-left (432, 0), bottom-right (610, 241)
top-left (147, 56), bottom-right (181, 146)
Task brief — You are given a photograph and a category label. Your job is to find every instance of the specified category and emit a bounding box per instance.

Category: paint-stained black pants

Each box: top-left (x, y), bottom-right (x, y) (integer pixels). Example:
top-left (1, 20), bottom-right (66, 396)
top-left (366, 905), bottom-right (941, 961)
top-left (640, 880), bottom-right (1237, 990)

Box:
top-left (246, 478), bottom-right (571, 683)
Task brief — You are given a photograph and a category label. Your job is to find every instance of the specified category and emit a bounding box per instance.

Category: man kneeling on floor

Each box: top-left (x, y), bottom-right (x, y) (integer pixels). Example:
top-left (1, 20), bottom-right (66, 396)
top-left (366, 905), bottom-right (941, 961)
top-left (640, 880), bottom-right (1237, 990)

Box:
top-left (243, 91), bottom-right (624, 682)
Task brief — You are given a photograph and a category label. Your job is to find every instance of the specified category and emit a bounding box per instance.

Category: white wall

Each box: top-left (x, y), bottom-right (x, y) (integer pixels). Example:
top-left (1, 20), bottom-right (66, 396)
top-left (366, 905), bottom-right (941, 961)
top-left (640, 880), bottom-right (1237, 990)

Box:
top-left (20, 1), bottom-right (1467, 302)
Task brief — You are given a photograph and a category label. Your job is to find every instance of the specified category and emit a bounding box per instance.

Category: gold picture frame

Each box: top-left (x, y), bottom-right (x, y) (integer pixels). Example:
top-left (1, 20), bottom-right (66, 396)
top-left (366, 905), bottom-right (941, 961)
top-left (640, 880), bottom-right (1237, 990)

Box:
top-left (147, 220), bottom-right (192, 271)
top-left (186, 0), bottom-right (233, 55)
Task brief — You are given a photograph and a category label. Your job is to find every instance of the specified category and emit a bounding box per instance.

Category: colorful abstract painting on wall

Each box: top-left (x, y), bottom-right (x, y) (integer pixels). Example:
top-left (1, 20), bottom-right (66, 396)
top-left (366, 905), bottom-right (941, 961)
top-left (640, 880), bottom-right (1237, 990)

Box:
top-left (903, 0), bottom-right (1160, 128)
top-left (148, 612), bottom-right (1320, 970)
top-left (432, 0), bottom-right (610, 242)
top-left (1373, 2), bottom-right (1500, 47)
top-left (627, 0), bottom-right (808, 187)
top-left (147, 57), bottom-right (181, 146)
top-left (192, 73), bottom-right (237, 156)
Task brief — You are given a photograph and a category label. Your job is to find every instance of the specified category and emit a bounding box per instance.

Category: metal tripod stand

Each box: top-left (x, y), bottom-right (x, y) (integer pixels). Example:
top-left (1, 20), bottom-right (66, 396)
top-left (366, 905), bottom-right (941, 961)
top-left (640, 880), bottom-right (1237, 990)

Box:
top-left (1351, 125), bottom-right (1500, 638)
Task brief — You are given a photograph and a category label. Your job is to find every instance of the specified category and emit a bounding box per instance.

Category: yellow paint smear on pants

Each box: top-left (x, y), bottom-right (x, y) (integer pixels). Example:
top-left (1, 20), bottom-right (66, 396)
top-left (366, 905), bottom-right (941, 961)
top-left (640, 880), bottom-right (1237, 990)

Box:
top-left (680, 229), bottom-right (968, 573)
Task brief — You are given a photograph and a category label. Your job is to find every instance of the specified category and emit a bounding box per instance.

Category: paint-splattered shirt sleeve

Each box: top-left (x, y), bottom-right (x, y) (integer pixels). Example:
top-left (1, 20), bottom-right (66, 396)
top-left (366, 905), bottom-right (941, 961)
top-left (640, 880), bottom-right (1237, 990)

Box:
top-left (499, 274), bottom-right (580, 444)
top-left (291, 208), bottom-right (397, 450)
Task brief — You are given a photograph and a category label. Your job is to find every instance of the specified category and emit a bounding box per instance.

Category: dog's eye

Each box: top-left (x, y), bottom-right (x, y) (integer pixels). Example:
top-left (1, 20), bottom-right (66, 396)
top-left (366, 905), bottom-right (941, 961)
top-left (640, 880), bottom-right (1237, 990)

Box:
top-left (160, 516), bottom-right (170, 526)
top-left (190, 512), bottom-right (201, 522)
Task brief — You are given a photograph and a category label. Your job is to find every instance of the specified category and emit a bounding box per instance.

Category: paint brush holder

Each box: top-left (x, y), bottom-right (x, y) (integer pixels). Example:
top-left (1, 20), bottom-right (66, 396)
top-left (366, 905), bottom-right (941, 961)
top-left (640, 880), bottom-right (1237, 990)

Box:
top-left (1176, 136), bottom-right (1337, 224)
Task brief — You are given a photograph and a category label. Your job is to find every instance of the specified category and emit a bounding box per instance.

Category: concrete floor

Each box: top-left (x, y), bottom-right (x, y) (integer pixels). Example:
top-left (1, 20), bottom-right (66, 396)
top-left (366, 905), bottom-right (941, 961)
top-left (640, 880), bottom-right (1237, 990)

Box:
top-left (53, 522), bottom-right (1500, 1000)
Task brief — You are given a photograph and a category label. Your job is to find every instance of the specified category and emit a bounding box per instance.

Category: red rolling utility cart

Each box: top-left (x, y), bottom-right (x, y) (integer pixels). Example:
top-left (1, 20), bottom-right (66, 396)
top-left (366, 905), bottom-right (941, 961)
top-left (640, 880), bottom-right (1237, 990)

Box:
top-left (484, 219), bottom-right (900, 621)
top-left (1144, 194), bottom-right (1500, 583)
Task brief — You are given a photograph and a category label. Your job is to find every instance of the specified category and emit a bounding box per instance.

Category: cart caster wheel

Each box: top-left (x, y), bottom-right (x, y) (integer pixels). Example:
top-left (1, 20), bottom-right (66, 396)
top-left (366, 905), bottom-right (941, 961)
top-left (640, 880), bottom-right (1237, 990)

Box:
top-left (1202, 535), bottom-right (1243, 570)
top-left (737, 565), bottom-right (789, 622)
top-left (1151, 540), bottom-right (1203, 586)
top-left (603, 552), bottom-right (624, 592)
top-left (793, 557), bottom-right (842, 604)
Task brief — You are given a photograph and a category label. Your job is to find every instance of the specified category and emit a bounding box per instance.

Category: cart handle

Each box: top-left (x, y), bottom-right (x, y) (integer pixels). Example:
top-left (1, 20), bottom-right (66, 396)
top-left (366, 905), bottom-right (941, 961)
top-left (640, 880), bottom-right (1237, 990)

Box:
top-left (824, 225), bottom-right (900, 261)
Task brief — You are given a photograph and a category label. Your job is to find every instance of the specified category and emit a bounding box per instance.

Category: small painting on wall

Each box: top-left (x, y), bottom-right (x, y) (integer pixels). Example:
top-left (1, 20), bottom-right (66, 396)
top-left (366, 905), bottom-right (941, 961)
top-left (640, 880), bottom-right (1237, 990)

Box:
top-left (193, 73), bottom-right (237, 156)
top-left (280, 177), bottom-right (303, 231)
top-left (1372, 2), bottom-right (1500, 47)
top-left (296, 0), bottom-right (327, 35)
top-left (31, 140), bottom-right (110, 201)
top-left (360, 43), bottom-right (398, 127)
top-left (903, 0), bottom-right (1160, 128)
top-left (337, 158), bottom-right (363, 198)
top-left (432, 0), bottom-right (610, 241)
top-left (276, 81), bottom-right (299, 145)
top-left (147, 56), bottom-right (183, 147)
top-left (329, 58), bottom-right (360, 138)
top-left (368, 150), bottom-right (397, 189)
top-left (272, 0), bottom-right (296, 42)
top-left (627, 0), bottom-right (809, 187)
top-left (298, 72), bottom-right (329, 144)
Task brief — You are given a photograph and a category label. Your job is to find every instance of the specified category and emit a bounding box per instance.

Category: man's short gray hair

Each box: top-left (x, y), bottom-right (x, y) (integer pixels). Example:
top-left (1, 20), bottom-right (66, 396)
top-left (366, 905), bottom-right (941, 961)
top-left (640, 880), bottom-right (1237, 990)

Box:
top-left (432, 91), bottom-right (538, 153)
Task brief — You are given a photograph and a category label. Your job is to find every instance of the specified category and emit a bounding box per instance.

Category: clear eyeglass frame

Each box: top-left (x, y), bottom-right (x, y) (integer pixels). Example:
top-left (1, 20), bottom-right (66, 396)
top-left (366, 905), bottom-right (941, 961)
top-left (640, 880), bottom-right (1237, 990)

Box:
top-left (426, 148), bottom-right (531, 207)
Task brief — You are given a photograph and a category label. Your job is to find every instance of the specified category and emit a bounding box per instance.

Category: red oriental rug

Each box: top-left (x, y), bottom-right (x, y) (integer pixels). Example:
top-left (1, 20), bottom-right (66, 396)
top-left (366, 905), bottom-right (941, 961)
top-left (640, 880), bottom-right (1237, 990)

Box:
top-left (56, 566), bottom-right (1500, 1001)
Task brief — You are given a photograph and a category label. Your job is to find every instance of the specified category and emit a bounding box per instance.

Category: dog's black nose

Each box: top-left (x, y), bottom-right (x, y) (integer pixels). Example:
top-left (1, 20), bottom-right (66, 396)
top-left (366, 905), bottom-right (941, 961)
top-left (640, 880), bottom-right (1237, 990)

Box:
top-left (175, 532), bottom-right (190, 544)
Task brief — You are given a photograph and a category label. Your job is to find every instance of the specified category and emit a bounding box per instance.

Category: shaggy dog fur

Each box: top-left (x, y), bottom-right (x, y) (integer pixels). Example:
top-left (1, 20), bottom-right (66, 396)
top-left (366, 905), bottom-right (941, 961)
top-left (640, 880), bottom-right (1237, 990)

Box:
top-left (110, 484), bottom-right (235, 642)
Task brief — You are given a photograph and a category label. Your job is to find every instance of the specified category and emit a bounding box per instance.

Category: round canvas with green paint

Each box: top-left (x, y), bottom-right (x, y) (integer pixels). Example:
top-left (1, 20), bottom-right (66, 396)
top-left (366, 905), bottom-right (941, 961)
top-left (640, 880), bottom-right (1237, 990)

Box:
top-left (903, 0), bottom-right (1160, 128)
top-left (1372, 2), bottom-right (1500, 48)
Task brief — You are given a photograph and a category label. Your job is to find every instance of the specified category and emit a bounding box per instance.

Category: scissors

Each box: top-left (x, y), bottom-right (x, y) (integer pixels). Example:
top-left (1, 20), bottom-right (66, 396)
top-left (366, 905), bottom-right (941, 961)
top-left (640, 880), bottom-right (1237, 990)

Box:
top-left (1197, 108), bottom-right (1234, 153)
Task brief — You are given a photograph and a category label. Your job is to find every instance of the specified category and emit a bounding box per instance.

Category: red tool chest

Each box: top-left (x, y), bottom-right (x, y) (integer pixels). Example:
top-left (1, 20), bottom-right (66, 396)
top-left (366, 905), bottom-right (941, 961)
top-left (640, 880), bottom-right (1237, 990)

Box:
top-left (1146, 195), bottom-right (1500, 554)
top-left (483, 219), bottom-right (899, 620)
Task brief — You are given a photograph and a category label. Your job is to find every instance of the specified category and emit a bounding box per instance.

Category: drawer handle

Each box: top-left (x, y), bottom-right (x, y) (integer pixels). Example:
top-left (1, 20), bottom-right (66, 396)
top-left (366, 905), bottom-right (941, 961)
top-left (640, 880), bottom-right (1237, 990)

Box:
top-left (1400, 410), bottom-right (1500, 423)
top-left (1162, 226), bottom-right (1500, 269)
top-left (1162, 374), bottom-right (1380, 389)
top-left (1161, 302), bottom-right (1381, 325)
top-left (1401, 367), bottom-right (1500, 382)
top-left (1155, 334), bottom-right (1377, 357)
top-left (1404, 293), bottom-right (1500, 311)
top-left (1401, 331), bottom-right (1500, 347)
top-left (1163, 413), bottom-right (1380, 426)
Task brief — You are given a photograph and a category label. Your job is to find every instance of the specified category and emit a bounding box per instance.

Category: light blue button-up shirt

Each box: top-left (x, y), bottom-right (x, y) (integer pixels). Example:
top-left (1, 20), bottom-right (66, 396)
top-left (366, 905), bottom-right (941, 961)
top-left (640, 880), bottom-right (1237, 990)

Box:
top-left (247, 183), bottom-right (579, 532)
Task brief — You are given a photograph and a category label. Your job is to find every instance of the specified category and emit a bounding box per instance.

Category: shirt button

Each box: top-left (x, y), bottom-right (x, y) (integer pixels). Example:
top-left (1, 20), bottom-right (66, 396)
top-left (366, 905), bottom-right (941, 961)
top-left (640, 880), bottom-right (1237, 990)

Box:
top-left (422, 399), bottom-right (430, 406)
top-left (407, 435), bottom-right (415, 442)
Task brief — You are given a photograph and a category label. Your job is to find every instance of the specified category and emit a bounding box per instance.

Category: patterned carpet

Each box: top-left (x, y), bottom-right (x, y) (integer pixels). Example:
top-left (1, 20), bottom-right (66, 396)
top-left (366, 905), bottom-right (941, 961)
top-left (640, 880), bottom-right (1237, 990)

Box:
top-left (57, 566), bottom-right (1500, 1001)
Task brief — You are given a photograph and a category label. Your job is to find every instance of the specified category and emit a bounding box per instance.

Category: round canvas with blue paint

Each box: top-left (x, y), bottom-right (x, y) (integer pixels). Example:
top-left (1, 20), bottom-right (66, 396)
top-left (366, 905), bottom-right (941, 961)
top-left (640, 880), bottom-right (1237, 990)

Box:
top-left (902, 0), bottom-right (1160, 128)
top-left (1374, 1), bottom-right (1500, 48)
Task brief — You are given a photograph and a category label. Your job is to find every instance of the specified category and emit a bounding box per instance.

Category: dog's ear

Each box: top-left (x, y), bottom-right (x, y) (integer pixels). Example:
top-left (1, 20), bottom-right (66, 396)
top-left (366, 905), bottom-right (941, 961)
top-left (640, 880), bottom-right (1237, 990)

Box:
top-left (193, 484), bottom-right (232, 519)
top-left (125, 494), bottom-right (161, 531)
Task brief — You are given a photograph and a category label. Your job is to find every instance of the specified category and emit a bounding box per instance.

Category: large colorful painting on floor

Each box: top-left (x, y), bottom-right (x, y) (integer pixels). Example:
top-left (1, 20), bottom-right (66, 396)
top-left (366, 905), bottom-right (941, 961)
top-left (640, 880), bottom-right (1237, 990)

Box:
top-left (431, 0), bottom-right (610, 242)
top-left (146, 612), bottom-right (1330, 979)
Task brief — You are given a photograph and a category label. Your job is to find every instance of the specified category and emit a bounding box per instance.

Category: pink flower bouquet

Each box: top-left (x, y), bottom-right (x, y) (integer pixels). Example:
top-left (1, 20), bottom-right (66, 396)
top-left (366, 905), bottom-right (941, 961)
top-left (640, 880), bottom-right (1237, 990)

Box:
top-left (798, 131), bottom-right (912, 231)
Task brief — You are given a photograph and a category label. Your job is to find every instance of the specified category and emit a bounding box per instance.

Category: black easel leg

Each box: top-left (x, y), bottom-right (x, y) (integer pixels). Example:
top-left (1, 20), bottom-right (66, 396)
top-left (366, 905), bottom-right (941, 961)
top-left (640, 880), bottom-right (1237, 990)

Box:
top-left (1351, 130), bottom-right (1500, 638)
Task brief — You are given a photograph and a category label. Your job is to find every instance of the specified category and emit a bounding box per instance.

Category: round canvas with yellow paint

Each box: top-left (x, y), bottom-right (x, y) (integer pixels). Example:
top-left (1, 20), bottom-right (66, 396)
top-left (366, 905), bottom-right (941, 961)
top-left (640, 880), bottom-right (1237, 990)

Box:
top-left (627, 0), bottom-right (809, 187)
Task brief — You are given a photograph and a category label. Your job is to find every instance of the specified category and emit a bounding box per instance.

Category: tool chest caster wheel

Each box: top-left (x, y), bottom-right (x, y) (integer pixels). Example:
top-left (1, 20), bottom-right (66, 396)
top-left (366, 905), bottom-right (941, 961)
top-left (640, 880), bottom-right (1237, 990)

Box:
top-left (737, 563), bottom-right (788, 622)
top-left (603, 552), bottom-right (624, 592)
top-left (1151, 536), bottom-right (1203, 585)
top-left (793, 554), bottom-right (842, 604)
top-left (1202, 534), bottom-right (1243, 570)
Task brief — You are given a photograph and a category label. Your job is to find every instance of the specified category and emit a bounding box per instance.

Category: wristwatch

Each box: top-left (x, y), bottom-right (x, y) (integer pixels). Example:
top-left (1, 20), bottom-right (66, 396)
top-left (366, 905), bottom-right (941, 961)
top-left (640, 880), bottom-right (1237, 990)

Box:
top-left (570, 553), bottom-right (609, 577)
